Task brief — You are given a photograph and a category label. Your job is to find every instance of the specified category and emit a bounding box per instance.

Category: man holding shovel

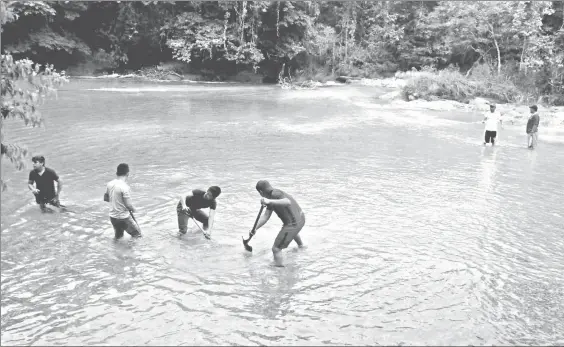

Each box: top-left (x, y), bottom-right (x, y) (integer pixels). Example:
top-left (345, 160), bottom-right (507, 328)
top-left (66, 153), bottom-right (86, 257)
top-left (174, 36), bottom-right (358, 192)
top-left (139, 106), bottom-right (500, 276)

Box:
top-left (176, 186), bottom-right (221, 238)
top-left (104, 163), bottom-right (141, 239)
top-left (251, 180), bottom-right (306, 267)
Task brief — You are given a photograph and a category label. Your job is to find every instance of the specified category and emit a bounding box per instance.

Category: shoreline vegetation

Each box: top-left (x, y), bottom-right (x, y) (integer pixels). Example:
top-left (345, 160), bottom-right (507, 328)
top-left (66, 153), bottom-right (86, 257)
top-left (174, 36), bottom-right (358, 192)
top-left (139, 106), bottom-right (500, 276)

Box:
top-left (71, 64), bottom-right (564, 129)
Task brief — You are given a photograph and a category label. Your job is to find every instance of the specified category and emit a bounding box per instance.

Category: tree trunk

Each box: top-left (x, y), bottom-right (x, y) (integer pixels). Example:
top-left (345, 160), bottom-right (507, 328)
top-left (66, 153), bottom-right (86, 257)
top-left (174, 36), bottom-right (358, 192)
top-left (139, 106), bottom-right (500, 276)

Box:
top-left (345, 26), bottom-right (348, 64)
top-left (494, 37), bottom-right (501, 75)
top-left (276, 1), bottom-right (280, 38)
top-left (519, 38), bottom-right (527, 72)
top-left (240, 1), bottom-right (246, 44)
top-left (332, 40), bottom-right (335, 75)
top-left (489, 24), bottom-right (501, 75)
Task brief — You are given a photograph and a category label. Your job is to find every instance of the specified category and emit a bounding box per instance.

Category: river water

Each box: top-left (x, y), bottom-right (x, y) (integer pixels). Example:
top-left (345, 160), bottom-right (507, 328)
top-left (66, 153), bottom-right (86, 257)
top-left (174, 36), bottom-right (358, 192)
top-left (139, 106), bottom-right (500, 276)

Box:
top-left (1, 79), bottom-right (563, 346)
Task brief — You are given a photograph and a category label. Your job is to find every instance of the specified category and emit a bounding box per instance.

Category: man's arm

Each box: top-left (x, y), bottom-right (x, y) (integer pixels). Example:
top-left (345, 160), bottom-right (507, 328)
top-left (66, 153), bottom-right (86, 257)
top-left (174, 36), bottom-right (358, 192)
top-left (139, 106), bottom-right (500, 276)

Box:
top-left (179, 191), bottom-right (194, 210)
top-left (262, 189), bottom-right (292, 208)
top-left (533, 115), bottom-right (540, 132)
top-left (122, 187), bottom-right (136, 213)
top-left (55, 178), bottom-right (63, 197)
top-left (103, 187), bottom-right (109, 202)
top-left (28, 180), bottom-right (39, 194)
top-left (254, 208), bottom-right (272, 231)
top-left (262, 197), bottom-right (291, 207)
top-left (207, 208), bottom-right (216, 232)
top-left (28, 171), bottom-right (39, 194)
top-left (123, 196), bottom-right (136, 213)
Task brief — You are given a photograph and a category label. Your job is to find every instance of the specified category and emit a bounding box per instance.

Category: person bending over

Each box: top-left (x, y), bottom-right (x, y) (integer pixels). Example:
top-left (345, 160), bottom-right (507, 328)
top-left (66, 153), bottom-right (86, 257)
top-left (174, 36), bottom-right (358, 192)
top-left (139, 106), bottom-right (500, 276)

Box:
top-left (177, 186), bottom-right (221, 236)
top-left (253, 180), bottom-right (305, 267)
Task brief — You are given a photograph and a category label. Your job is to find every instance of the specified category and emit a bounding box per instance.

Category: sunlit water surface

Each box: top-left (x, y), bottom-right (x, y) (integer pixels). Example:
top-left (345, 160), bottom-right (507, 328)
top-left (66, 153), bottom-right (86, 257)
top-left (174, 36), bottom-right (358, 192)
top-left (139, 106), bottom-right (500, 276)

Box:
top-left (1, 79), bottom-right (563, 346)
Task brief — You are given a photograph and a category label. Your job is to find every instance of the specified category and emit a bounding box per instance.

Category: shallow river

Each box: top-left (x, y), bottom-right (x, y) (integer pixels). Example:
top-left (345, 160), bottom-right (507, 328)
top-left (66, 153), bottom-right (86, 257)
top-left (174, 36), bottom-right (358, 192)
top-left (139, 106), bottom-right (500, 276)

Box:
top-left (1, 79), bottom-right (563, 346)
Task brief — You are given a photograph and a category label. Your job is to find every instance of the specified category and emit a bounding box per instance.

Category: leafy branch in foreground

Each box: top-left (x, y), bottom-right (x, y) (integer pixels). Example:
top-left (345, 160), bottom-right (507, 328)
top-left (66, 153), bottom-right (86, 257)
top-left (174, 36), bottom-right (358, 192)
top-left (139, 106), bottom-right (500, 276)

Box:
top-left (1, 54), bottom-right (69, 191)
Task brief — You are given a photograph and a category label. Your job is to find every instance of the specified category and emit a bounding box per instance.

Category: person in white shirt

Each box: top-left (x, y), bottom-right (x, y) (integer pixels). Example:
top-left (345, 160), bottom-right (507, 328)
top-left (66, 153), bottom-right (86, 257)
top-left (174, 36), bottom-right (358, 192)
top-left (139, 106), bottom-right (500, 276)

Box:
top-left (482, 103), bottom-right (503, 146)
top-left (103, 163), bottom-right (141, 239)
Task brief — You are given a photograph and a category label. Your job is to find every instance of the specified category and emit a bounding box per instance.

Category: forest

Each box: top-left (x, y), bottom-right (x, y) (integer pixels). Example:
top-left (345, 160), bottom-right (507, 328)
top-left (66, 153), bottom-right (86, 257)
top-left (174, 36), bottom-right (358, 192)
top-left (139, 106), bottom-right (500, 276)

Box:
top-left (1, 1), bottom-right (563, 101)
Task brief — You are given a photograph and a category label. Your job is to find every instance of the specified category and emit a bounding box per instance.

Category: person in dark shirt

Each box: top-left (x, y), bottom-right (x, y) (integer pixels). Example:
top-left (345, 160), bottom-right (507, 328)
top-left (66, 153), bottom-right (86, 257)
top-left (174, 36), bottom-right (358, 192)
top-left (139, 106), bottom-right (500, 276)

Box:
top-left (526, 105), bottom-right (540, 149)
top-left (177, 186), bottom-right (221, 236)
top-left (253, 180), bottom-right (306, 267)
top-left (27, 155), bottom-right (63, 212)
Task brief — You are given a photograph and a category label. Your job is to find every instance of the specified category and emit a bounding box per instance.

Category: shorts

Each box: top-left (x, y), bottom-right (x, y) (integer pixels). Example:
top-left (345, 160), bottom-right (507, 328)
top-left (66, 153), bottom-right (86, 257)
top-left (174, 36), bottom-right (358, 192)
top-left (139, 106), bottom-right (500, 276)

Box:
top-left (110, 216), bottom-right (142, 239)
top-left (35, 195), bottom-right (59, 206)
top-left (273, 213), bottom-right (306, 250)
top-left (527, 132), bottom-right (538, 147)
top-left (484, 130), bottom-right (497, 143)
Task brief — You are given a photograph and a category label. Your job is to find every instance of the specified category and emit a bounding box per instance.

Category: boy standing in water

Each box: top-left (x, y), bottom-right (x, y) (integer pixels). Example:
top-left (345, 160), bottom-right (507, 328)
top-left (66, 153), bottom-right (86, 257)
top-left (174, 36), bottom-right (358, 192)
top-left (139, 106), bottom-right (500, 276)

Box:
top-left (104, 163), bottom-right (141, 239)
top-left (482, 103), bottom-right (503, 146)
top-left (526, 105), bottom-right (540, 149)
top-left (28, 155), bottom-right (63, 212)
top-left (177, 186), bottom-right (221, 237)
top-left (253, 180), bottom-right (306, 267)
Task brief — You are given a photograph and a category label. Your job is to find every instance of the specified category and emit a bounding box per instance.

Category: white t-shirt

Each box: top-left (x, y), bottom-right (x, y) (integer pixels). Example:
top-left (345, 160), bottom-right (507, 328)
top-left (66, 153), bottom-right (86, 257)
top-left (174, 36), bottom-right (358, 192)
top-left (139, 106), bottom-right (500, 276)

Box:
top-left (484, 111), bottom-right (502, 131)
top-left (106, 179), bottom-right (132, 219)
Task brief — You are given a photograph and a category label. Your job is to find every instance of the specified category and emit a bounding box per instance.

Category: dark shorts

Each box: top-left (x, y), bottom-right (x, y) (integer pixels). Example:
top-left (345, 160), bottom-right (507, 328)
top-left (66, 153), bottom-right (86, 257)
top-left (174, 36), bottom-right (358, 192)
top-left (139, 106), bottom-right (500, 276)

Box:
top-left (273, 213), bottom-right (306, 250)
top-left (35, 195), bottom-right (61, 211)
top-left (35, 195), bottom-right (58, 206)
top-left (485, 130), bottom-right (497, 143)
top-left (110, 216), bottom-right (142, 239)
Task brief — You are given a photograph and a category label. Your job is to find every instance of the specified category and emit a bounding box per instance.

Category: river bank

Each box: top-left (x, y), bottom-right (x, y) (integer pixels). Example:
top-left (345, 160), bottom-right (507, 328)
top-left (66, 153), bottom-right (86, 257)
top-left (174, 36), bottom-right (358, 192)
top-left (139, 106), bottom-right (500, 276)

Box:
top-left (70, 69), bottom-right (564, 131)
top-left (349, 75), bottom-right (564, 130)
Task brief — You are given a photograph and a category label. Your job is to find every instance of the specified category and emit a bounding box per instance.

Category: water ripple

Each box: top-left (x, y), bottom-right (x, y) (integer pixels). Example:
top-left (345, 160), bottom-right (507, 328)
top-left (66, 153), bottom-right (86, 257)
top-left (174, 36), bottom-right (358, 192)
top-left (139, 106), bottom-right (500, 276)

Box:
top-left (2, 81), bottom-right (563, 345)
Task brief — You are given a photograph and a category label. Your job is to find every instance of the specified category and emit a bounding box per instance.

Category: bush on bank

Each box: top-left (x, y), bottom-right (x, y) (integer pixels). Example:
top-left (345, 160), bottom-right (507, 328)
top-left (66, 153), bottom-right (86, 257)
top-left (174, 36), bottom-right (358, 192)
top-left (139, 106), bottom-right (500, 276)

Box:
top-left (401, 64), bottom-right (564, 106)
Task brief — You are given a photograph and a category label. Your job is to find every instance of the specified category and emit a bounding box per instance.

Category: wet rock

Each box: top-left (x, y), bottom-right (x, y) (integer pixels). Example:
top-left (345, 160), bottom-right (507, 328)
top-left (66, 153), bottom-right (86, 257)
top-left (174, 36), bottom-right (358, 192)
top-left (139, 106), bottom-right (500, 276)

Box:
top-left (336, 76), bottom-right (354, 83)
top-left (262, 76), bottom-right (278, 84)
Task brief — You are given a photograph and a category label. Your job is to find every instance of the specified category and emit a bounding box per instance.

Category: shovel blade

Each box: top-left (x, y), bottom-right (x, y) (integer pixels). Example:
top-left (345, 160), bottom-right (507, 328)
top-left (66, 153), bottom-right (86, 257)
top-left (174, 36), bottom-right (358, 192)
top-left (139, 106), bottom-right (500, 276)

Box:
top-left (242, 236), bottom-right (253, 252)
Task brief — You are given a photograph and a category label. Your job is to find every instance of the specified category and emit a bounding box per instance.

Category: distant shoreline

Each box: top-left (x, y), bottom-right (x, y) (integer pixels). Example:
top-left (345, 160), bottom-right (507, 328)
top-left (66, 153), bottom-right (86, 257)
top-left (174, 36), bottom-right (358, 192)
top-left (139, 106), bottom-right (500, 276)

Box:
top-left (68, 73), bottom-right (564, 130)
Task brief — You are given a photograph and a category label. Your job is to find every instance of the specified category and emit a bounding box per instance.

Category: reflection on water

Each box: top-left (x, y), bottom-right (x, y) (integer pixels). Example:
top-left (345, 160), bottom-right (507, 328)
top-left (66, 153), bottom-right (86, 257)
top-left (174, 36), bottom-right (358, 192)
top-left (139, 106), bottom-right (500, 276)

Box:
top-left (479, 146), bottom-right (500, 194)
top-left (1, 79), bottom-right (564, 346)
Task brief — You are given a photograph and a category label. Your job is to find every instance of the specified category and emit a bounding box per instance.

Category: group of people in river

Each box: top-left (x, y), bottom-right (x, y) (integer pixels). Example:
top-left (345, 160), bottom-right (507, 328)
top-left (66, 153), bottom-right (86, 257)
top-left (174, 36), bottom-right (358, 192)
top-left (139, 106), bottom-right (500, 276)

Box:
top-left (482, 103), bottom-right (540, 148)
top-left (27, 158), bottom-right (305, 267)
top-left (26, 103), bottom-right (542, 266)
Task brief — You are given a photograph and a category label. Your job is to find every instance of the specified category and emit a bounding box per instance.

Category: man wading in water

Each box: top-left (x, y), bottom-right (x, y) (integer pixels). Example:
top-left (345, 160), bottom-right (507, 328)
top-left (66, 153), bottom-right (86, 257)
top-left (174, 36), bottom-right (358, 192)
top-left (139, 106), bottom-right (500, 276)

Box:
top-left (177, 186), bottom-right (221, 238)
top-left (28, 155), bottom-right (64, 212)
top-left (253, 180), bottom-right (306, 267)
top-left (104, 163), bottom-right (141, 239)
top-left (482, 103), bottom-right (503, 146)
top-left (526, 105), bottom-right (540, 149)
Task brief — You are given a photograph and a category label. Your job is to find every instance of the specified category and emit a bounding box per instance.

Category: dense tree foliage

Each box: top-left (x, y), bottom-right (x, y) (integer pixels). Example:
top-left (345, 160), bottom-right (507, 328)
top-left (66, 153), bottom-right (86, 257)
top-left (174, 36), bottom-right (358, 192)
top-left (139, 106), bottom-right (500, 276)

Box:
top-left (2, 1), bottom-right (561, 89)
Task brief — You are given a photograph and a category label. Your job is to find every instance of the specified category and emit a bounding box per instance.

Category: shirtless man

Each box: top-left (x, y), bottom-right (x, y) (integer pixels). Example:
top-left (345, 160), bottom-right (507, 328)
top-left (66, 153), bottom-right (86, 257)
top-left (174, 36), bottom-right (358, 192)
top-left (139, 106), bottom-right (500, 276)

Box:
top-left (253, 180), bottom-right (305, 267)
